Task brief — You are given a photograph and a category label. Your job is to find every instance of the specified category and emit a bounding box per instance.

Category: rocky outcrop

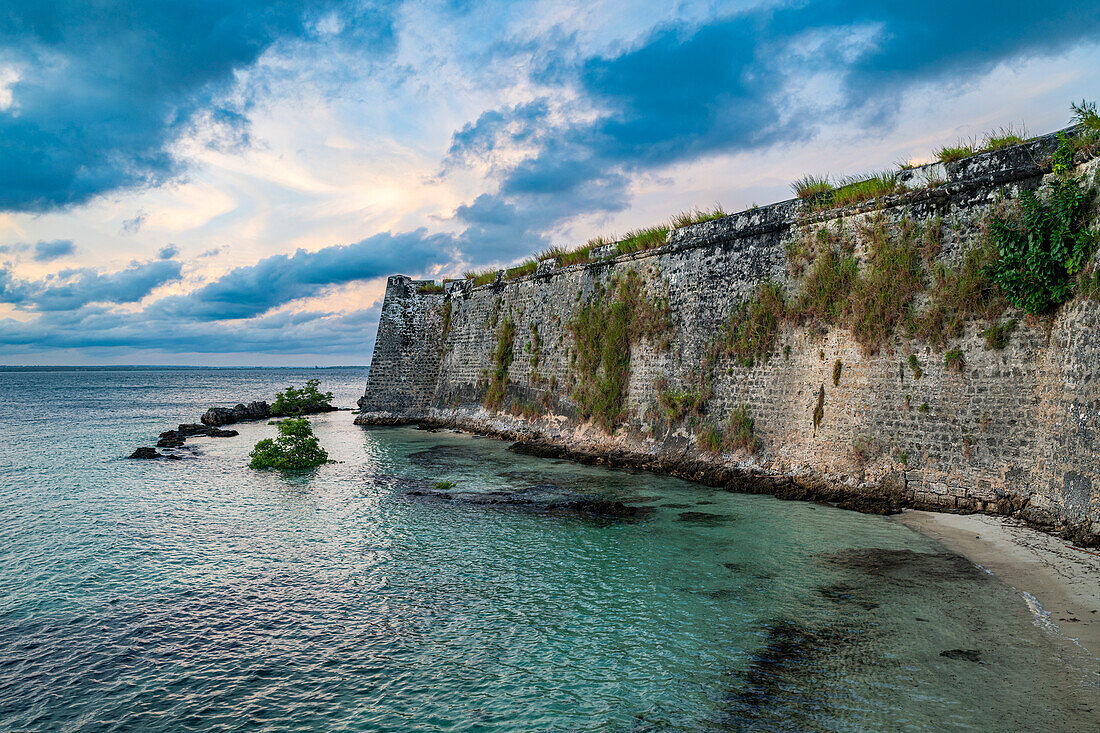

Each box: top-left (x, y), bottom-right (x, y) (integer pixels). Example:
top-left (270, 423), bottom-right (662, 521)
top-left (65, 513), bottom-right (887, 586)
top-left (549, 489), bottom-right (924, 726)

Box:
top-left (156, 424), bottom-right (239, 448)
top-left (201, 401), bottom-right (271, 426)
top-left (201, 400), bottom-right (340, 426)
top-left (128, 447), bottom-right (180, 460)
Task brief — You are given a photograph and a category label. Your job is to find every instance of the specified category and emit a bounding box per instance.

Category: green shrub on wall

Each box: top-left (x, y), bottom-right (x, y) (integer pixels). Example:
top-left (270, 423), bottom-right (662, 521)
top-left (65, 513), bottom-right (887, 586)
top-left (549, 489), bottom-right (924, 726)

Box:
top-left (989, 176), bottom-right (1097, 314)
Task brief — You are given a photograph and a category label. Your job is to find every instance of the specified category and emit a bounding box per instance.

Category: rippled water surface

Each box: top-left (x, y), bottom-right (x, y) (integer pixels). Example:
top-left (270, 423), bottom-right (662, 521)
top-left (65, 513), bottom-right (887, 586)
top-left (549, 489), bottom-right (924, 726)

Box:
top-left (1, 367), bottom-right (1097, 731)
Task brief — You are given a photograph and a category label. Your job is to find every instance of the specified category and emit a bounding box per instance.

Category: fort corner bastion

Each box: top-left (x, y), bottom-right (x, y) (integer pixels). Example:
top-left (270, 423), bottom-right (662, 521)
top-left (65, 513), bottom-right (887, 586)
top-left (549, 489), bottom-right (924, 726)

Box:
top-left (357, 127), bottom-right (1100, 545)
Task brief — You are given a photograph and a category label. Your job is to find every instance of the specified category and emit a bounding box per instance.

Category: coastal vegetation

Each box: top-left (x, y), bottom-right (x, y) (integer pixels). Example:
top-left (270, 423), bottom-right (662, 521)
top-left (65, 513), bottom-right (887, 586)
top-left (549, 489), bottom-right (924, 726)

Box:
top-left (249, 417), bottom-right (329, 470)
top-left (271, 379), bottom-right (334, 416)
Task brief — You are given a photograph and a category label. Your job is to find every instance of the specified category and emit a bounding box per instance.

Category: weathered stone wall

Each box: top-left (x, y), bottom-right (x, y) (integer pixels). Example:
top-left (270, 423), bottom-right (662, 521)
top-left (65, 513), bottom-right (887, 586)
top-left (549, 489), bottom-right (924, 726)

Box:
top-left (357, 275), bottom-right (444, 419)
top-left (357, 129), bottom-right (1100, 541)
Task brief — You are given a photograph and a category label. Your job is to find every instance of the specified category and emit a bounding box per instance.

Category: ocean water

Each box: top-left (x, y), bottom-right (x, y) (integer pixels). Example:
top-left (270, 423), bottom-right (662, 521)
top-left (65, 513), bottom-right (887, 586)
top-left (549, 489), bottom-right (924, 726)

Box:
top-left (0, 367), bottom-right (1096, 732)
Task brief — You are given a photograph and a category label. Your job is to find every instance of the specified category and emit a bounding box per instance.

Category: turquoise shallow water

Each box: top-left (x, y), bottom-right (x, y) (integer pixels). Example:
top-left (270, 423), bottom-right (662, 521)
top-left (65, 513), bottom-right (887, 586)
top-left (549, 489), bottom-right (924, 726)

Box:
top-left (0, 367), bottom-right (1096, 731)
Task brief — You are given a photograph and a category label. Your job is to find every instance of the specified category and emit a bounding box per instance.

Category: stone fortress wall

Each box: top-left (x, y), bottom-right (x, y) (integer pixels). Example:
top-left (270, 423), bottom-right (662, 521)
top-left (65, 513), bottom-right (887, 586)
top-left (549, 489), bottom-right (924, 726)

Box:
top-left (358, 128), bottom-right (1100, 543)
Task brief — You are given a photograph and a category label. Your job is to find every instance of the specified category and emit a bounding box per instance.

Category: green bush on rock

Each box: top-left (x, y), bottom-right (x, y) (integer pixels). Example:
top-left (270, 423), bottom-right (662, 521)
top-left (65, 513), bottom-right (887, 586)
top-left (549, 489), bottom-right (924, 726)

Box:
top-left (249, 417), bottom-right (329, 469)
top-left (272, 379), bottom-right (335, 416)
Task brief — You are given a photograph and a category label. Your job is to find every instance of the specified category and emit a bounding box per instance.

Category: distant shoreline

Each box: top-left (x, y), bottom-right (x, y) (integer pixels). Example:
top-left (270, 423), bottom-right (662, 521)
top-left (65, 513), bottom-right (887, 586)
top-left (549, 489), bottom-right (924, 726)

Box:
top-left (0, 365), bottom-right (368, 372)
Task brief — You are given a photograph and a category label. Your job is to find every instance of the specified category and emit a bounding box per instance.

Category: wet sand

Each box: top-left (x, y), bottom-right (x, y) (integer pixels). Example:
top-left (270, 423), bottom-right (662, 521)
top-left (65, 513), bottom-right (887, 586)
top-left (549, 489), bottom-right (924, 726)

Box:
top-left (895, 510), bottom-right (1100, 668)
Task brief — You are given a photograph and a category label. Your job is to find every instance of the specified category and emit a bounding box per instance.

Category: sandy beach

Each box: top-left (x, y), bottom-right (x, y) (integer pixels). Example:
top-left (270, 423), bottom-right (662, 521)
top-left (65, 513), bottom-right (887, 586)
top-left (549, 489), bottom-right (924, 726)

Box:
top-left (895, 510), bottom-right (1100, 672)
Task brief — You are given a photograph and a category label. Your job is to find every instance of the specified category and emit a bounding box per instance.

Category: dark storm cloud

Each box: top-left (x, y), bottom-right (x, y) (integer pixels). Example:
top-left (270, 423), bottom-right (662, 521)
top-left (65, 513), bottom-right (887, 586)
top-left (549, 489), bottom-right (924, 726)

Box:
top-left (32, 239), bottom-right (75, 261)
top-left (151, 229), bottom-right (455, 321)
top-left (0, 0), bottom-right (397, 212)
top-left (0, 259), bottom-right (182, 310)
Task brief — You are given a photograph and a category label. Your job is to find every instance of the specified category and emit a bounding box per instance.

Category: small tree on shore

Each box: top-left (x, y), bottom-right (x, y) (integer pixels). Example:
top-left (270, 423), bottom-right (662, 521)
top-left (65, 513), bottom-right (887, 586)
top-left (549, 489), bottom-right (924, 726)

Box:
top-left (249, 417), bottom-right (328, 469)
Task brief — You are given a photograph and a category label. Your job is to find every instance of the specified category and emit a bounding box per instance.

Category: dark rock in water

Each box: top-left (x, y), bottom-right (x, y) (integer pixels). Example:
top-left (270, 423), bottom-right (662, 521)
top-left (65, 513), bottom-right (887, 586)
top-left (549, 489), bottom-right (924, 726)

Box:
top-left (677, 511), bottom-right (732, 523)
top-left (129, 447), bottom-right (163, 459)
top-left (201, 401), bottom-right (271, 426)
top-left (940, 649), bottom-right (983, 663)
top-left (408, 444), bottom-right (485, 468)
top-left (661, 502), bottom-right (692, 509)
top-left (815, 584), bottom-right (879, 610)
top-left (550, 499), bottom-right (650, 520)
top-left (719, 619), bottom-right (860, 726)
top-left (823, 548), bottom-right (989, 587)
top-left (156, 424), bottom-right (240, 448)
top-left (401, 486), bottom-right (654, 522)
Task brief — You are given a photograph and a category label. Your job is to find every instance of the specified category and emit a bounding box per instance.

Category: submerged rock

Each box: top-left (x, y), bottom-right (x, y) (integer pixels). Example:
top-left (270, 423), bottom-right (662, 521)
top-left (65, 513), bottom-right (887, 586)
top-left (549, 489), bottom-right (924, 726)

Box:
top-left (128, 447), bottom-right (182, 460)
top-left (129, 447), bottom-right (162, 459)
top-left (402, 486), bottom-right (654, 523)
top-left (940, 649), bottom-right (983, 663)
top-left (823, 548), bottom-right (989, 586)
top-left (676, 511), bottom-right (733, 523)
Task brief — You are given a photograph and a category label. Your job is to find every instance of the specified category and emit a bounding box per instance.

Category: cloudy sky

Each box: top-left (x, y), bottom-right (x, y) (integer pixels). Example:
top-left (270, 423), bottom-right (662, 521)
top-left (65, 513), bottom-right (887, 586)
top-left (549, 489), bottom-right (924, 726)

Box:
top-left (1, 1), bottom-right (1098, 365)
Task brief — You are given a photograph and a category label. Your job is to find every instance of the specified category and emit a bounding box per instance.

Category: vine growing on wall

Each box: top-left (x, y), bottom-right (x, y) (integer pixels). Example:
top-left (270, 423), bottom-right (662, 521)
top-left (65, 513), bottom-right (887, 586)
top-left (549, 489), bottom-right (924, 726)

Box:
top-left (483, 317), bottom-right (515, 411)
top-left (568, 270), bottom-right (671, 432)
top-left (988, 176), bottom-right (1097, 314)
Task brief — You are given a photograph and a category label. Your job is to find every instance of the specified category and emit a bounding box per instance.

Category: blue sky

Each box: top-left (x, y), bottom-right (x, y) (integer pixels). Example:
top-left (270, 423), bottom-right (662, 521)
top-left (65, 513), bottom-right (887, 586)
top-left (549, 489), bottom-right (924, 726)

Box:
top-left (1, 0), bottom-right (1098, 365)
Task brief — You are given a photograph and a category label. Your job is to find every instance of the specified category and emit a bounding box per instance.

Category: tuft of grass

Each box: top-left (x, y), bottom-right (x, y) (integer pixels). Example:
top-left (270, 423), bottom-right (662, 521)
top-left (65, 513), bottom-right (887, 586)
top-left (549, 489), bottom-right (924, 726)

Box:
top-left (983, 318), bottom-right (1017, 350)
top-left (433, 480), bottom-right (457, 490)
top-left (983, 128), bottom-right (1025, 151)
top-left (558, 245), bottom-right (593, 267)
top-left (827, 171), bottom-right (901, 209)
top-left (792, 174), bottom-right (833, 201)
top-left (417, 282), bottom-right (444, 294)
top-left (656, 378), bottom-right (711, 423)
top-left (505, 260), bottom-right (538, 280)
top-left (671, 205), bottom-right (729, 229)
top-left (726, 405), bottom-right (758, 454)
top-left (936, 143), bottom-right (977, 163)
top-left (851, 435), bottom-right (879, 466)
top-left (847, 217), bottom-right (924, 351)
top-left (1073, 99), bottom-right (1100, 132)
top-left (791, 245), bottom-right (858, 325)
top-left (695, 405), bottom-right (758, 455)
top-left (906, 241), bottom-right (1005, 348)
top-left (832, 359), bottom-right (842, 387)
top-left (944, 348), bottom-right (964, 373)
top-left (464, 268), bottom-right (498, 287)
top-left (918, 402), bottom-right (929, 413)
top-left (615, 225), bottom-right (669, 256)
top-left (440, 299), bottom-right (453, 339)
